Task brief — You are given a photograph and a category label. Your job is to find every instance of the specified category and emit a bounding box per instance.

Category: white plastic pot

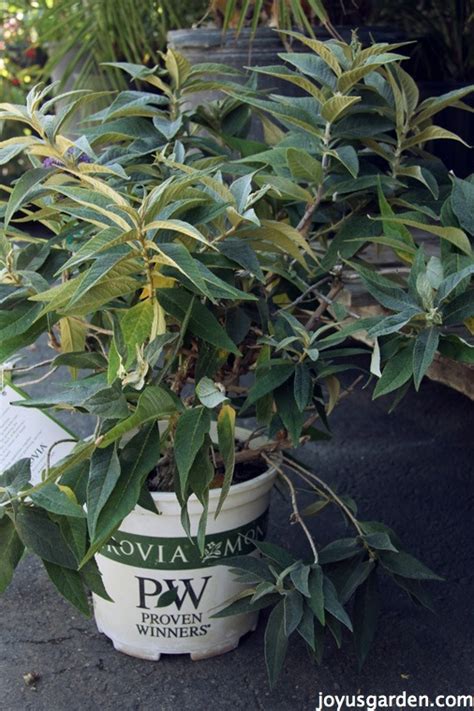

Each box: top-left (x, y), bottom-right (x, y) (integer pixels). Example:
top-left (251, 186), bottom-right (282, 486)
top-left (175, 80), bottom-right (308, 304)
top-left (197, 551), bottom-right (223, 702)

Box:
top-left (93, 462), bottom-right (277, 660)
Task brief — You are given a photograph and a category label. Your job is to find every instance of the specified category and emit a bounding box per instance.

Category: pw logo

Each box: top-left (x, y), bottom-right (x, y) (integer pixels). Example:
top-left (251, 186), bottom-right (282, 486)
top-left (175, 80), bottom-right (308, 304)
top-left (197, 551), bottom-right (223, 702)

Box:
top-left (136, 575), bottom-right (211, 611)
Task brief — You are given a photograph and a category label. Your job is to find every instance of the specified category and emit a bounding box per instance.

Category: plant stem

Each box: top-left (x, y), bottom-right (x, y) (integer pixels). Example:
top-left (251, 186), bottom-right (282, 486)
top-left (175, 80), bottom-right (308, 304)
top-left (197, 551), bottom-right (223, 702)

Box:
top-left (282, 454), bottom-right (366, 540)
top-left (263, 454), bottom-right (319, 564)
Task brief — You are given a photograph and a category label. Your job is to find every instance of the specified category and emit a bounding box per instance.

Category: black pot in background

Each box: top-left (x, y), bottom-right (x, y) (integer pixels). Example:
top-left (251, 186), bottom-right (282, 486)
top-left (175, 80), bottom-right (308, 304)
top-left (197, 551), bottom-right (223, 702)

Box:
top-left (167, 25), bottom-right (407, 104)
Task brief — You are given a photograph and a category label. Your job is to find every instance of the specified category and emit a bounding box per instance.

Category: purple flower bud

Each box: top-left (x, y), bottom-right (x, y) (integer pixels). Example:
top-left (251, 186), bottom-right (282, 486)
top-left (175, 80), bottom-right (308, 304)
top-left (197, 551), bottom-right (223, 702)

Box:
top-left (78, 154), bottom-right (93, 163)
top-left (42, 157), bottom-right (63, 168)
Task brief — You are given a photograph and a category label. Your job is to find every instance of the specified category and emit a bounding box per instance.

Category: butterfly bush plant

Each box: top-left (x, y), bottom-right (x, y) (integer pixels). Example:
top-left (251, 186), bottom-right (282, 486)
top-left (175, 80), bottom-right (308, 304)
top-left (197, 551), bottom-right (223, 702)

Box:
top-left (0, 37), bottom-right (473, 686)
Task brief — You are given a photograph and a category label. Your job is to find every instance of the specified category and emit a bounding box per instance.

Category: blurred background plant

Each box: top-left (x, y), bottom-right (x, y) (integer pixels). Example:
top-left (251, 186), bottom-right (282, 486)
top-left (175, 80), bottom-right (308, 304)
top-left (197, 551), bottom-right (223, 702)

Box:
top-left (0, 2), bottom-right (45, 182)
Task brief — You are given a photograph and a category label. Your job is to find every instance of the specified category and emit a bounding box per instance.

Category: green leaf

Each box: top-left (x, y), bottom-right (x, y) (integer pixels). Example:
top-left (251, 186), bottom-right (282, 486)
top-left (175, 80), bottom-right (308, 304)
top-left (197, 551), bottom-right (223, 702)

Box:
top-left (443, 290), bottom-right (474, 326)
top-left (0, 517), bottom-right (24, 594)
top-left (256, 174), bottom-right (313, 202)
top-left (117, 300), bottom-right (154, 367)
top-left (43, 561), bottom-right (90, 617)
top-left (294, 362), bottom-right (312, 412)
top-left (13, 374), bottom-right (108, 410)
top-left (362, 532), bottom-right (398, 552)
top-left (379, 218), bottom-right (471, 256)
top-left (413, 327), bottom-right (440, 390)
top-left (352, 262), bottom-right (417, 312)
top-left (212, 592), bottom-right (281, 618)
top-left (451, 177), bottom-right (474, 235)
top-left (241, 362), bottom-right (294, 412)
top-left (253, 540), bottom-right (296, 569)
top-left (274, 379), bottom-right (304, 446)
top-left (284, 589), bottom-right (304, 636)
top-left (195, 377), bottom-right (228, 409)
top-left (368, 309), bottom-right (421, 338)
top-left (339, 560), bottom-right (375, 605)
top-left (297, 602), bottom-right (316, 650)
top-left (353, 571), bottom-right (379, 669)
top-left (5, 167), bottom-right (52, 227)
top-left (227, 555), bottom-right (274, 583)
top-left (414, 85), bottom-right (474, 124)
top-left (187, 440), bottom-right (214, 553)
top-left (157, 288), bottom-right (241, 356)
top-left (331, 145), bottom-right (359, 178)
top-left (318, 538), bottom-right (361, 564)
top-left (174, 407), bottom-right (211, 499)
top-left (321, 95), bottom-right (361, 123)
top-left (30, 483), bottom-right (85, 518)
top-left (265, 599), bottom-right (289, 688)
top-left (16, 507), bottom-right (78, 569)
top-left (218, 239), bottom-right (264, 282)
top-left (436, 264), bottom-right (474, 304)
top-left (87, 445), bottom-right (121, 540)
top-left (80, 558), bottom-right (113, 601)
top-left (215, 404), bottom-right (236, 518)
top-left (323, 576), bottom-right (353, 631)
top-left (308, 564), bottom-right (325, 625)
top-left (290, 563), bottom-right (311, 597)
top-left (373, 341), bottom-right (415, 399)
top-left (286, 148), bottom-right (322, 184)
top-left (98, 386), bottom-right (177, 449)
top-left (392, 575), bottom-right (435, 611)
top-left (379, 551), bottom-right (443, 580)
top-left (0, 458), bottom-right (31, 495)
top-left (403, 125), bottom-right (469, 150)
top-left (81, 423), bottom-right (161, 566)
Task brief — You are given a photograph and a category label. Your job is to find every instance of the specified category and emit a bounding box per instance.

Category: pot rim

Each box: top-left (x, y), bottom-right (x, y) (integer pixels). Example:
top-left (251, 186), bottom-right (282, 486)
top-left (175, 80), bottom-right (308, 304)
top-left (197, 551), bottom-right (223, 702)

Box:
top-left (149, 457), bottom-right (278, 503)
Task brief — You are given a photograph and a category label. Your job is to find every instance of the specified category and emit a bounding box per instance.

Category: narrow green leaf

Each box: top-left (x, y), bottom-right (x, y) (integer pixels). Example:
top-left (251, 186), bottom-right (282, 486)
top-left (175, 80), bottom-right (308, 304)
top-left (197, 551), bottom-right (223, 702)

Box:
top-left (379, 551), bottom-right (443, 580)
top-left (413, 327), bottom-right (440, 390)
top-left (5, 167), bottom-right (52, 227)
top-left (284, 589), bottom-right (304, 636)
top-left (174, 407), bottom-right (211, 498)
top-left (353, 571), bottom-right (379, 669)
top-left (308, 564), bottom-right (325, 625)
top-left (87, 445), bottom-right (121, 539)
top-left (323, 577), bottom-right (353, 631)
top-left (265, 599), bottom-right (289, 688)
top-left (0, 517), bottom-right (24, 594)
top-left (373, 341), bottom-right (415, 399)
top-left (215, 404), bottom-right (236, 518)
top-left (43, 561), bottom-right (91, 617)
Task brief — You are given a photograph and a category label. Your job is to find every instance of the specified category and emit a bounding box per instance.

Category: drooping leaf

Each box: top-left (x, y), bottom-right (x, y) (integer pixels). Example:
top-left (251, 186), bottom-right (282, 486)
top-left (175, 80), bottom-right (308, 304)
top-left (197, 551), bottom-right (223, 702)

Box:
top-left (264, 599), bottom-right (289, 689)
top-left (215, 404), bottom-right (236, 518)
top-left (43, 561), bottom-right (91, 616)
top-left (174, 407), bottom-right (211, 499)
top-left (353, 571), bottom-right (379, 669)
top-left (0, 517), bottom-right (24, 594)
top-left (86, 445), bottom-right (121, 539)
top-left (412, 327), bottom-right (440, 390)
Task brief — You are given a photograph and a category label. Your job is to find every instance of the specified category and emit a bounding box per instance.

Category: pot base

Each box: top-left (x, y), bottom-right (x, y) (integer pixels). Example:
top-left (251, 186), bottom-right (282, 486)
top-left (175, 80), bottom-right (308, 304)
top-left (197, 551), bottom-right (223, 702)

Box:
top-left (98, 626), bottom-right (257, 661)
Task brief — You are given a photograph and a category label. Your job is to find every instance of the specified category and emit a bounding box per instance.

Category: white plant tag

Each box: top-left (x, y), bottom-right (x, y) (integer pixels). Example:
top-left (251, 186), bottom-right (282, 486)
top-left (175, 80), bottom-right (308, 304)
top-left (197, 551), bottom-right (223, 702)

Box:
top-left (0, 383), bottom-right (77, 486)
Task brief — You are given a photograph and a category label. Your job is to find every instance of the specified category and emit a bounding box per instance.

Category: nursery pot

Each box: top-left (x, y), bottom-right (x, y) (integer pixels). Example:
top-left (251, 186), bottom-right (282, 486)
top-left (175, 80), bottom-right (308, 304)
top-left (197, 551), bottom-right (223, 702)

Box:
top-left (93, 462), bottom-right (277, 661)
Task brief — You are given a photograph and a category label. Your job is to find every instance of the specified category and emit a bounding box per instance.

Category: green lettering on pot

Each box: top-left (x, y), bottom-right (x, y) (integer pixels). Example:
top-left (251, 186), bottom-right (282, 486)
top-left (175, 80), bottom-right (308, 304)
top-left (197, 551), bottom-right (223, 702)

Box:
top-left (99, 511), bottom-right (268, 570)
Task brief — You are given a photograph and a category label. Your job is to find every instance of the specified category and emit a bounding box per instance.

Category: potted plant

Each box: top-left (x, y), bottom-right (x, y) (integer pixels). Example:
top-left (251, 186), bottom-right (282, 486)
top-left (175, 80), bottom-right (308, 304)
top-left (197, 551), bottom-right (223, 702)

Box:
top-left (0, 36), bottom-right (473, 686)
